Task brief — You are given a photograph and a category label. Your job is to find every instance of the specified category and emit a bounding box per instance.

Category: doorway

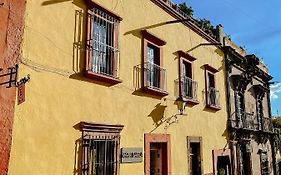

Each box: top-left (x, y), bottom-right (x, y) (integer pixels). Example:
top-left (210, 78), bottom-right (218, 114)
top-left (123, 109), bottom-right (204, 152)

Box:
top-left (150, 142), bottom-right (168, 175)
top-left (213, 149), bottom-right (232, 175)
top-left (145, 134), bottom-right (171, 175)
top-left (238, 143), bottom-right (252, 175)
top-left (187, 136), bottom-right (203, 175)
top-left (217, 156), bottom-right (231, 175)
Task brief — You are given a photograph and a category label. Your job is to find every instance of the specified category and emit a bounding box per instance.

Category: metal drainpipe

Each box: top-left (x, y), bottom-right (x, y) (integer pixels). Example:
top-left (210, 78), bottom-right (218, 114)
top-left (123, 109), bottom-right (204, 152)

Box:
top-left (223, 41), bottom-right (236, 175)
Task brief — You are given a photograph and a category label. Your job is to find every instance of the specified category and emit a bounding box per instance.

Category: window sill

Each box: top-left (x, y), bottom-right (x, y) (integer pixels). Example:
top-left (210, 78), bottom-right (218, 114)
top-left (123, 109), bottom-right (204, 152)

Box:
top-left (185, 98), bottom-right (199, 105)
top-left (143, 86), bottom-right (168, 97)
top-left (206, 104), bottom-right (221, 110)
top-left (85, 70), bottom-right (122, 85)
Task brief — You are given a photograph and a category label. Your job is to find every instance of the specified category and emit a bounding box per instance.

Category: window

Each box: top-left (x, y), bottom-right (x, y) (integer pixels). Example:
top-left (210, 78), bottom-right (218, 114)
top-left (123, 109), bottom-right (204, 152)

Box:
top-left (146, 44), bottom-right (161, 89)
top-left (85, 2), bottom-right (122, 84)
top-left (257, 98), bottom-right (263, 130)
top-left (204, 64), bottom-right (220, 109)
top-left (237, 143), bottom-right (252, 175)
top-left (260, 152), bottom-right (269, 175)
top-left (141, 30), bottom-right (167, 96)
top-left (177, 51), bottom-right (198, 104)
top-left (253, 84), bottom-right (269, 131)
top-left (212, 149), bottom-right (232, 175)
top-left (235, 91), bottom-right (245, 128)
top-left (79, 122), bottom-right (124, 175)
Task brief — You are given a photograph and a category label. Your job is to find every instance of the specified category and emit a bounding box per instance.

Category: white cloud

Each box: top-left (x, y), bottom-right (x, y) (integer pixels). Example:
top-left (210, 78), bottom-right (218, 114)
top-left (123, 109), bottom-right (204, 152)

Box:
top-left (270, 83), bottom-right (281, 100)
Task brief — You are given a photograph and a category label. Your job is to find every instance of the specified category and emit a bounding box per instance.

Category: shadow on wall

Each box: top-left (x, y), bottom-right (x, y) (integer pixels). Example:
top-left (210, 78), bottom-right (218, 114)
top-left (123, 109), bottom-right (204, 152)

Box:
top-left (124, 19), bottom-right (191, 38)
top-left (41, 0), bottom-right (75, 6)
top-left (73, 137), bottom-right (83, 175)
top-left (41, 0), bottom-right (108, 86)
top-left (148, 102), bottom-right (184, 133)
top-left (73, 8), bottom-right (86, 74)
top-left (148, 103), bottom-right (167, 127)
top-left (73, 123), bottom-right (84, 175)
top-left (41, 0), bottom-right (87, 73)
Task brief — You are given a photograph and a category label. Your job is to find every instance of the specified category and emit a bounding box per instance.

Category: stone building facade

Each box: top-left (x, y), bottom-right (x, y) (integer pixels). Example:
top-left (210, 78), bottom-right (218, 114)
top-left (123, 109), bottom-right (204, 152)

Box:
top-left (223, 41), bottom-right (276, 175)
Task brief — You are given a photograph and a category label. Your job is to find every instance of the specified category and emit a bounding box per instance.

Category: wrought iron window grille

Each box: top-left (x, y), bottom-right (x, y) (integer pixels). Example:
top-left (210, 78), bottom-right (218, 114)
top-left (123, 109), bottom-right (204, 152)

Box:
top-left (86, 7), bottom-right (120, 79)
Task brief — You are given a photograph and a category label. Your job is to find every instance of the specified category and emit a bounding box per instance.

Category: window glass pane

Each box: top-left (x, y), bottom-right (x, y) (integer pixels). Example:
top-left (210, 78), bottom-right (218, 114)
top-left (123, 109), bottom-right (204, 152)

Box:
top-left (93, 18), bottom-right (107, 73)
top-left (183, 61), bottom-right (192, 78)
top-left (147, 44), bottom-right (160, 65)
top-left (146, 44), bottom-right (160, 88)
top-left (208, 73), bottom-right (215, 88)
top-left (90, 8), bottom-right (118, 77)
top-left (84, 139), bottom-right (117, 175)
top-left (147, 46), bottom-right (155, 63)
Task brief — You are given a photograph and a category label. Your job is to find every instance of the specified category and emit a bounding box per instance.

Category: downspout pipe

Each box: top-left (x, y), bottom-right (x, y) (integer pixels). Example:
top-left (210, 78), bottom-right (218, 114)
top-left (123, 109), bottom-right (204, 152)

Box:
top-left (223, 39), bottom-right (236, 175)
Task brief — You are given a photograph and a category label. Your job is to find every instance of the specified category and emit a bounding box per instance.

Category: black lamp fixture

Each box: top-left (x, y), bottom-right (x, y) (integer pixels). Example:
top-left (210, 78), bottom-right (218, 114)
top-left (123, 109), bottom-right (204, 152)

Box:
top-left (175, 95), bottom-right (186, 115)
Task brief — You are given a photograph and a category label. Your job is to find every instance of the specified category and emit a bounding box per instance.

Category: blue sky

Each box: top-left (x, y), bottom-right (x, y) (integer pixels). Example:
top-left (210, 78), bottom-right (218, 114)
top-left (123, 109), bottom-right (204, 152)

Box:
top-left (173, 0), bottom-right (281, 116)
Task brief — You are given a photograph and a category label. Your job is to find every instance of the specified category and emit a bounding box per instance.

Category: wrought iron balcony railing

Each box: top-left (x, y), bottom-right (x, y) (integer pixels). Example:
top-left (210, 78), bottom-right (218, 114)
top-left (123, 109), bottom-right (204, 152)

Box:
top-left (143, 62), bottom-right (166, 92)
top-left (229, 112), bottom-right (273, 132)
top-left (133, 62), bottom-right (167, 94)
top-left (175, 76), bottom-right (198, 101)
top-left (238, 112), bottom-right (257, 130)
top-left (261, 117), bottom-right (273, 132)
top-left (207, 87), bottom-right (220, 107)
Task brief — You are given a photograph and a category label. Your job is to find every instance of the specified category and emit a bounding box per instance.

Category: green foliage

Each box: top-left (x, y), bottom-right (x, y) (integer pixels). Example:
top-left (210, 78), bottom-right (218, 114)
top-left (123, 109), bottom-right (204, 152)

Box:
top-left (178, 2), bottom-right (193, 17)
top-left (195, 18), bottom-right (216, 38)
top-left (273, 118), bottom-right (281, 152)
top-left (273, 117), bottom-right (281, 128)
top-left (197, 18), bottom-right (214, 31)
top-left (177, 3), bottom-right (217, 38)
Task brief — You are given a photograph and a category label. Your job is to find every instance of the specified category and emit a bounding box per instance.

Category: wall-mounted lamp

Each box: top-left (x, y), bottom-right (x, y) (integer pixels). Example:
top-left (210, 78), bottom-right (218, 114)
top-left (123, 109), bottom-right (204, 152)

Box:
top-left (175, 96), bottom-right (186, 115)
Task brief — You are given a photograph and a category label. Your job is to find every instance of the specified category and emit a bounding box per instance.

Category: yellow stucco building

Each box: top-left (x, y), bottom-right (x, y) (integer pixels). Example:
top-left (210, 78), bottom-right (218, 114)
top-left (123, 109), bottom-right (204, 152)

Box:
top-left (8, 0), bottom-right (230, 174)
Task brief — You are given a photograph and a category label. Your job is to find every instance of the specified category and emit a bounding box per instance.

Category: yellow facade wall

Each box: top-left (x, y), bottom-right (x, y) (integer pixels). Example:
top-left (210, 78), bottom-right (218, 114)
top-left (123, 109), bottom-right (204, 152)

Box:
top-left (9, 0), bottom-right (228, 174)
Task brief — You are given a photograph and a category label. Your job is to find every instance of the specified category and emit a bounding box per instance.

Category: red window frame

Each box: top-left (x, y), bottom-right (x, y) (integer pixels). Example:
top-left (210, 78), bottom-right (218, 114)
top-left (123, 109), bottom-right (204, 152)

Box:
top-left (141, 30), bottom-right (168, 96)
top-left (178, 50), bottom-right (199, 104)
top-left (204, 64), bottom-right (220, 110)
top-left (144, 133), bottom-right (171, 175)
top-left (84, 1), bottom-right (122, 85)
top-left (77, 121), bottom-right (124, 175)
top-left (212, 149), bottom-right (232, 175)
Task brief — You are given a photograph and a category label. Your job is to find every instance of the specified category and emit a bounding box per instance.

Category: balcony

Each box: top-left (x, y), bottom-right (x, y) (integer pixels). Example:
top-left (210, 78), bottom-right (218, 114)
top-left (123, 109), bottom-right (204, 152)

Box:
top-left (85, 40), bottom-right (121, 84)
top-left (134, 62), bottom-right (167, 96)
top-left (238, 112), bottom-right (257, 130)
top-left (229, 112), bottom-right (273, 132)
top-left (174, 76), bottom-right (198, 104)
top-left (206, 87), bottom-right (220, 109)
top-left (261, 117), bottom-right (273, 132)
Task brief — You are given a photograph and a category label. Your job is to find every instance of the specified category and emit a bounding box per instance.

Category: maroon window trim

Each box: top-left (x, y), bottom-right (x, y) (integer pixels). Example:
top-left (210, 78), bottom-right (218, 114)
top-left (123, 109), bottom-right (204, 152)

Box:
top-left (77, 121), bottom-right (124, 175)
top-left (144, 134), bottom-right (171, 175)
top-left (177, 51), bottom-right (199, 105)
top-left (142, 30), bottom-right (168, 96)
top-left (212, 149), bottom-right (232, 175)
top-left (204, 64), bottom-right (221, 110)
top-left (84, 2), bottom-right (122, 85)
top-left (85, 0), bottom-right (122, 21)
